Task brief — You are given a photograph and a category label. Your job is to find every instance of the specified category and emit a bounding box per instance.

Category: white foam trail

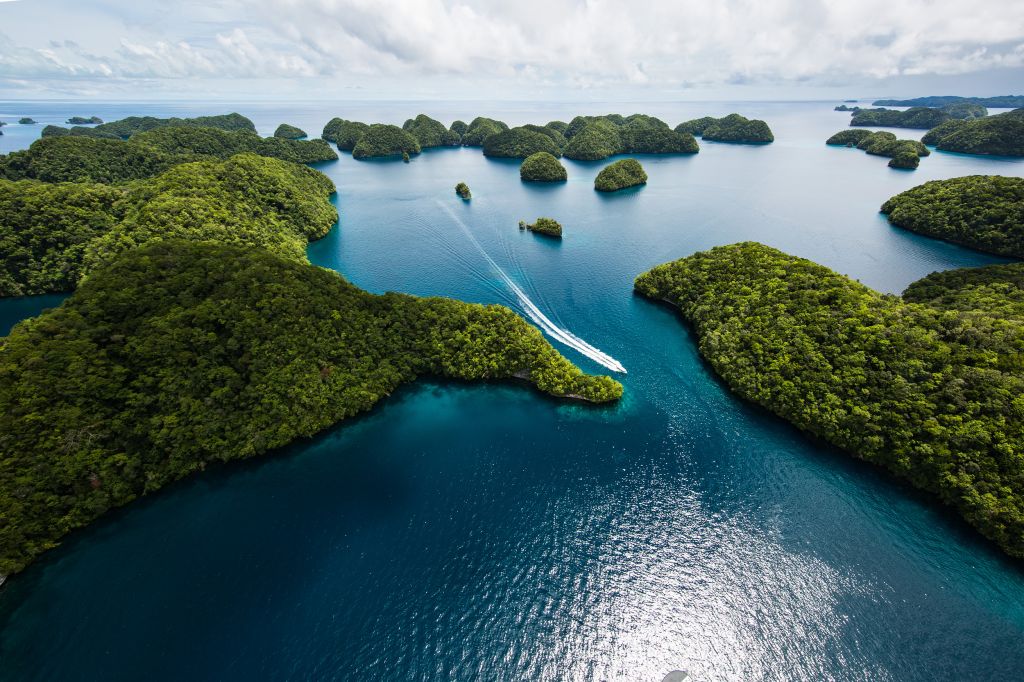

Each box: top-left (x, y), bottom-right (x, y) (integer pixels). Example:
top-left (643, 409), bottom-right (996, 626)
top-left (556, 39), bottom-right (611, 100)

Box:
top-left (437, 201), bottom-right (627, 374)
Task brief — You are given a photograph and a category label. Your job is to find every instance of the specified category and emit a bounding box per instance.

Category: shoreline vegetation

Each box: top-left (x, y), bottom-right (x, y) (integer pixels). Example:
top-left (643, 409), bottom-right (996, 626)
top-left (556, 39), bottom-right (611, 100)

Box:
top-left (0, 111), bottom-right (622, 575)
top-left (636, 242), bottom-right (1024, 558)
top-left (881, 176), bottom-right (1024, 258)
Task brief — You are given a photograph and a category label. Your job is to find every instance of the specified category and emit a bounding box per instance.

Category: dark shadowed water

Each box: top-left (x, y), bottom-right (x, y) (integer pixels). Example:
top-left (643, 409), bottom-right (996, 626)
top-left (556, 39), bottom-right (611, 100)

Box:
top-left (1, 101), bottom-right (1023, 681)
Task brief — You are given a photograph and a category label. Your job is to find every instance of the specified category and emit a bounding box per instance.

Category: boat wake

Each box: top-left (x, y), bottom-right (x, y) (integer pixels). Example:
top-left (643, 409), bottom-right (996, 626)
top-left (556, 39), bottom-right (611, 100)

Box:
top-left (435, 201), bottom-right (626, 374)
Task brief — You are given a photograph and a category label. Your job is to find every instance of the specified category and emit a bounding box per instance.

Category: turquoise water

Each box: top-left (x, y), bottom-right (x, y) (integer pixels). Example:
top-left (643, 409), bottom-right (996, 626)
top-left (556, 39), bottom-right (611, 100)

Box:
top-left (1, 101), bottom-right (1024, 681)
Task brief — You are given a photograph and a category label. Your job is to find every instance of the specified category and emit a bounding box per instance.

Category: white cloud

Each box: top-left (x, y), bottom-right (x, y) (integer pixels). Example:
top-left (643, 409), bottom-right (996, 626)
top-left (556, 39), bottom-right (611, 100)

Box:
top-left (1, 0), bottom-right (1023, 96)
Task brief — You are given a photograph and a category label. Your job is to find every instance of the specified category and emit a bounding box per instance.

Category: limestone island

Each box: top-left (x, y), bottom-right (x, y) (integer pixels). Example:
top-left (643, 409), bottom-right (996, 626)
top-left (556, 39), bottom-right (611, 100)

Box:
top-left (920, 109), bottom-right (1024, 156)
top-left (520, 151), bottom-right (567, 182)
top-left (482, 125), bottom-right (563, 159)
top-left (825, 129), bottom-right (929, 169)
top-left (873, 95), bottom-right (1024, 108)
top-left (403, 114), bottom-right (460, 148)
top-left (455, 182), bottom-right (471, 200)
top-left (274, 123), bottom-right (307, 139)
top-left (322, 118), bottom-right (370, 150)
top-left (594, 158), bottom-right (647, 192)
top-left (881, 176), bottom-right (1024, 257)
top-left (563, 114), bottom-right (698, 160)
top-left (66, 116), bottom-right (103, 125)
top-left (351, 124), bottom-right (421, 160)
top-left (18, 118), bottom-right (36, 124)
top-left (519, 217), bottom-right (562, 238)
top-left (675, 113), bottom-right (773, 144)
top-left (635, 242), bottom-right (1024, 559)
top-left (460, 117), bottom-right (509, 147)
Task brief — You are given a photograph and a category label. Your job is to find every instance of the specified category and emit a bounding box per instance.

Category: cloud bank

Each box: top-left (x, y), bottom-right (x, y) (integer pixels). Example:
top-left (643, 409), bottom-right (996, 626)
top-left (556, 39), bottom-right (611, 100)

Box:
top-left (1, 0), bottom-right (1023, 98)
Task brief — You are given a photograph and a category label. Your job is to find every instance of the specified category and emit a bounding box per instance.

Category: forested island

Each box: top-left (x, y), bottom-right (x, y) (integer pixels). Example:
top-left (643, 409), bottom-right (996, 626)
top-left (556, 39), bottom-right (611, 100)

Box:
top-left (874, 95), bottom-right (1024, 108)
top-left (519, 217), bottom-right (562, 237)
top-left (850, 106), bottom-right (954, 129)
top-left (322, 118), bottom-right (370, 150)
top-left (403, 114), bottom-right (461, 148)
top-left (66, 116), bottom-right (103, 125)
top-left (274, 123), bottom-right (307, 139)
top-left (903, 262), bottom-right (1024, 321)
top-left (483, 125), bottom-right (563, 158)
top-left (676, 114), bottom-right (774, 144)
top-left (455, 182), bottom-right (471, 199)
top-left (18, 118), bottom-right (36, 125)
top-left (881, 176), bottom-right (1024, 257)
top-left (594, 158), bottom-right (647, 191)
top-left (919, 109), bottom-right (1024, 156)
top-left (826, 129), bottom-right (929, 168)
top-left (352, 124), bottom-right (421, 159)
top-left (520, 152), bottom-right (567, 182)
top-left (43, 113), bottom-right (256, 140)
top-left (635, 242), bottom-right (1024, 558)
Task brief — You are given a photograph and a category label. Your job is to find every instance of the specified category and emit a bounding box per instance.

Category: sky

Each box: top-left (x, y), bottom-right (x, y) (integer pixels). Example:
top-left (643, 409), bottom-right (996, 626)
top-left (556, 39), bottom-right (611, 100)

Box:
top-left (1, 0), bottom-right (1023, 101)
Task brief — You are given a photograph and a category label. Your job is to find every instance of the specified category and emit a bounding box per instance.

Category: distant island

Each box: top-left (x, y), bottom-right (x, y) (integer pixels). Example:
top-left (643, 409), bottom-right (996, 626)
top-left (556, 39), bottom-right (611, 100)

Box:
top-left (520, 151), bottom-right (567, 182)
top-left (455, 182), bottom-right (471, 199)
top-left (825, 129), bottom-right (929, 169)
top-left (635, 242), bottom-right (1024, 559)
top-left (595, 158), bottom-right (647, 191)
top-left (850, 106), bottom-right (954, 129)
top-left (18, 118), bottom-right (36, 124)
top-left (676, 113), bottom-right (773, 144)
top-left (66, 116), bottom-right (103, 125)
top-left (274, 123), bottom-right (307, 139)
top-left (919, 109), bottom-right (1024, 156)
top-left (519, 217), bottom-right (562, 238)
top-left (835, 104), bottom-right (861, 112)
top-left (873, 95), bottom-right (1024, 108)
top-left (881, 175), bottom-right (1024, 257)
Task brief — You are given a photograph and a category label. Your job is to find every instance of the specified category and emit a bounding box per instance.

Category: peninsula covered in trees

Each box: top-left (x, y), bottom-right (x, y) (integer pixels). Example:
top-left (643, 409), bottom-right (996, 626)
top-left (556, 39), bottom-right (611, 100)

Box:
top-left (635, 242), bottom-right (1024, 558)
top-left (520, 152), bottom-right (567, 182)
top-left (594, 158), bottom-right (647, 191)
top-left (676, 113), bottom-right (773, 144)
top-left (881, 176), bottom-right (1024, 257)
top-left (919, 109), bottom-right (1024, 156)
top-left (826, 129), bottom-right (929, 169)
top-left (0, 239), bottom-right (622, 575)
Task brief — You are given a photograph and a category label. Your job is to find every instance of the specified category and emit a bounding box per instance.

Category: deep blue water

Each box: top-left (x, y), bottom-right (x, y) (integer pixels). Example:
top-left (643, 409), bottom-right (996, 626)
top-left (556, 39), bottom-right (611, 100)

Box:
top-left (1, 101), bottom-right (1024, 681)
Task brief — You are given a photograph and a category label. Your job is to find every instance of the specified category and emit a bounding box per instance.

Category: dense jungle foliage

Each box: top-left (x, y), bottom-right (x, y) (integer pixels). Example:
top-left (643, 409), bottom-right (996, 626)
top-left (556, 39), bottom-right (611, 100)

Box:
top-left (562, 114), bottom-right (698, 160)
top-left (403, 114), bottom-right (461, 148)
top-left (321, 118), bottom-right (370, 150)
top-left (0, 240), bottom-right (622, 574)
top-left (635, 242), bottom-right (1024, 558)
top-left (520, 152), bottom-right (567, 182)
top-left (676, 114), bottom-right (773, 144)
top-left (351, 124), bottom-right (421, 159)
top-left (482, 126), bottom-right (562, 158)
top-left (460, 117), bottom-right (509, 147)
top-left (903, 263), bottom-right (1024, 322)
top-left (921, 109), bottom-right (1024, 156)
top-left (0, 153), bottom-right (337, 296)
top-left (881, 176), bottom-right (1024, 257)
top-left (274, 123), bottom-right (307, 139)
top-left (594, 158), bottom-right (647, 192)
